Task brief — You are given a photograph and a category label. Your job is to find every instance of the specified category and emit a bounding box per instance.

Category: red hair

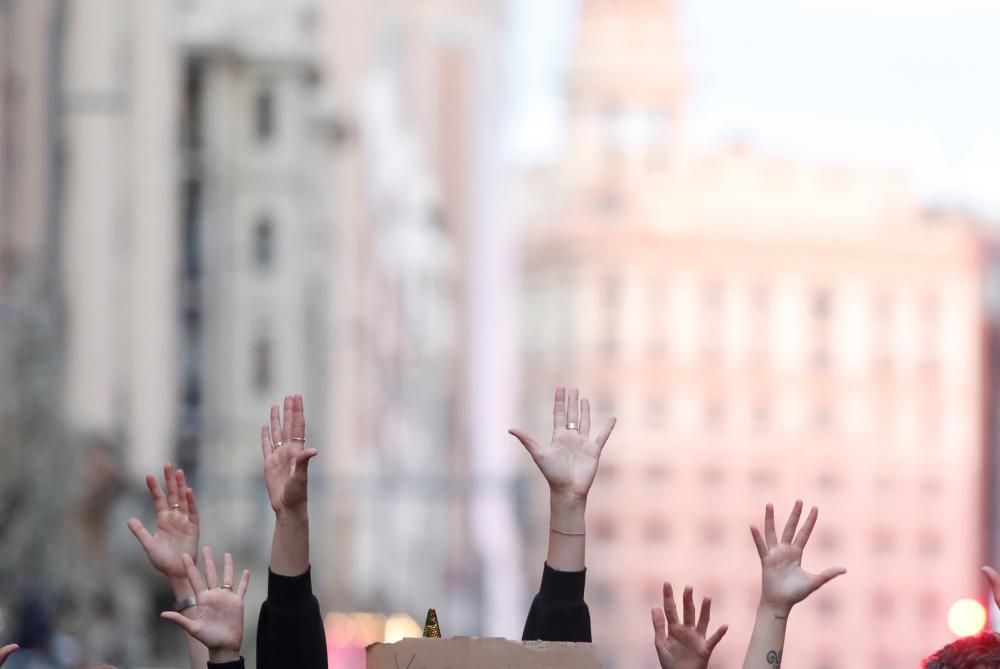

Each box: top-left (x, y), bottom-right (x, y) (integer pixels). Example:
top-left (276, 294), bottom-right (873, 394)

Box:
top-left (923, 632), bottom-right (1000, 668)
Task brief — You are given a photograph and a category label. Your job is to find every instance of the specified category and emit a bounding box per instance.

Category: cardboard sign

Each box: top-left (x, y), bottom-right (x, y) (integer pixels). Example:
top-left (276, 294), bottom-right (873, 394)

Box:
top-left (366, 637), bottom-right (604, 669)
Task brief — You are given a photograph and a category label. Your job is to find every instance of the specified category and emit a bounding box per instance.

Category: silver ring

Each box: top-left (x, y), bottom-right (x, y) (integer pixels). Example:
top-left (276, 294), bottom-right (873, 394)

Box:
top-left (221, 584), bottom-right (233, 591)
top-left (566, 422), bottom-right (578, 431)
top-left (291, 437), bottom-right (306, 442)
top-left (170, 504), bottom-right (181, 510)
top-left (273, 441), bottom-right (283, 448)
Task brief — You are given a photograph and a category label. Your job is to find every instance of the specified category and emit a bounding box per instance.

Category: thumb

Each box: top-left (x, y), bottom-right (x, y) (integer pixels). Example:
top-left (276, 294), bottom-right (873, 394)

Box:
top-left (127, 518), bottom-right (155, 553)
top-left (809, 567), bottom-right (847, 594)
top-left (292, 449), bottom-right (318, 479)
top-left (983, 566), bottom-right (1000, 604)
top-left (0, 644), bottom-right (19, 664)
top-left (508, 429), bottom-right (540, 459)
top-left (160, 611), bottom-right (198, 637)
top-left (706, 624), bottom-right (729, 652)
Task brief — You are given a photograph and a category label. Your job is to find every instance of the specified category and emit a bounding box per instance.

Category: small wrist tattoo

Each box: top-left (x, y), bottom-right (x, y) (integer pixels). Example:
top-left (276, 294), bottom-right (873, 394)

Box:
top-left (774, 612), bottom-right (788, 620)
top-left (767, 650), bottom-right (782, 668)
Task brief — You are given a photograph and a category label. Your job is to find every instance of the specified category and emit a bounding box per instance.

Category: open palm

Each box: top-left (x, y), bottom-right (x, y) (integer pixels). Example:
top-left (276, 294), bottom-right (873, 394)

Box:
top-left (652, 583), bottom-right (728, 669)
top-left (261, 395), bottom-right (317, 513)
top-left (127, 465), bottom-right (199, 579)
top-left (752, 502), bottom-right (846, 610)
top-left (510, 387), bottom-right (615, 499)
top-left (161, 549), bottom-right (249, 658)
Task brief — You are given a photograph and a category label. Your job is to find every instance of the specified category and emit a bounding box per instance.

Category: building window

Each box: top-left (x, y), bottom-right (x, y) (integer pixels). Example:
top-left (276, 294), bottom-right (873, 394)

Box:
top-left (643, 518), bottom-right (670, 544)
top-left (255, 86), bottom-right (276, 141)
top-left (918, 531), bottom-right (942, 557)
top-left (700, 521), bottom-right (725, 547)
top-left (871, 528), bottom-right (896, 555)
top-left (253, 337), bottom-right (272, 392)
top-left (254, 217), bottom-right (275, 268)
top-left (645, 463), bottom-right (671, 484)
top-left (593, 517), bottom-right (617, 543)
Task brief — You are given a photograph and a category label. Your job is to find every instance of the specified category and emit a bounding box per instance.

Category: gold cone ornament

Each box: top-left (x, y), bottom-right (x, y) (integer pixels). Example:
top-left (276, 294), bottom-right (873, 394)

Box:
top-left (422, 608), bottom-right (441, 638)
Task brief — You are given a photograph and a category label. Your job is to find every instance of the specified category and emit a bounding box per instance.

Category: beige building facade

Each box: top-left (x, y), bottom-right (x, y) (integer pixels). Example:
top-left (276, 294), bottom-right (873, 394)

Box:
top-left (519, 1), bottom-right (995, 667)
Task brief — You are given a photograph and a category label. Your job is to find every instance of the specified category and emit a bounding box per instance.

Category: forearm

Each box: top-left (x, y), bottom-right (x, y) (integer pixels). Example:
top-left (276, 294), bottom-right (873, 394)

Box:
top-left (546, 493), bottom-right (587, 572)
top-left (271, 508), bottom-right (310, 576)
top-left (170, 576), bottom-right (209, 669)
top-left (742, 603), bottom-right (790, 669)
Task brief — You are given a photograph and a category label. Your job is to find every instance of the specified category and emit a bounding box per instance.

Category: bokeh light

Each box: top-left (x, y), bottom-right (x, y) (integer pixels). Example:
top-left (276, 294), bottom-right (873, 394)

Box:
top-left (948, 599), bottom-right (987, 638)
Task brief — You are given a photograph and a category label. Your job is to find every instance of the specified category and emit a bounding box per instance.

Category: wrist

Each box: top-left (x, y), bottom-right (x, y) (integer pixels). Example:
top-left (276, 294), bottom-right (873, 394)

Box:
top-left (550, 492), bottom-right (587, 533)
top-left (169, 576), bottom-right (195, 600)
top-left (208, 648), bottom-right (241, 664)
top-left (275, 505), bottom-right (309, 524)
top-left (757, 599), bottom-right (793, 620)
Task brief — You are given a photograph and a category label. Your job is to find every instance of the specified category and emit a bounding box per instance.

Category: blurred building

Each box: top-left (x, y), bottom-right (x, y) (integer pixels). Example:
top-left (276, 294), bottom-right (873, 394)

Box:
top-left (317, 0), bottom-right (521, 636)
top-left (518, 1), bottom-right (997, 668)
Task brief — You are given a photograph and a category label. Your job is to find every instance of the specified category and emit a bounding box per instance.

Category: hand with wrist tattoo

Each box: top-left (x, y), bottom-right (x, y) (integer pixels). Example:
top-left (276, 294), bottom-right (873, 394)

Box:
top-left (742, 501), bottom-right (846, 669)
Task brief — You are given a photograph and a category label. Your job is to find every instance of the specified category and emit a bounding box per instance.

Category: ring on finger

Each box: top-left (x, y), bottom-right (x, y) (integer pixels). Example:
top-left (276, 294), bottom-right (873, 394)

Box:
top-left (170, 504), bottom-right (181, 510)
top-left (566, 422), bottom-right (579, 431)
top-left (221, 584), bottom-right (233, 591)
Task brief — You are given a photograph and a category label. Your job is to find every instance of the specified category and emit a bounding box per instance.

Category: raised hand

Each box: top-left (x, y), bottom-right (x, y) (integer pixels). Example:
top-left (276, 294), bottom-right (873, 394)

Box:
top-left (651, 582), bottom-right (728, 669)
top-left (161, 548), bottom-right (250, 664)
top-left (0, 645), bottom-right (18, 666)
top-left (127, 464), bottom-right (200, 579)
top-left (509, 387), bottom-right (616, 502)
top-left (261, 394), bottom-right (318, 514)
top-left (751, 501), bottom-right (846, 613)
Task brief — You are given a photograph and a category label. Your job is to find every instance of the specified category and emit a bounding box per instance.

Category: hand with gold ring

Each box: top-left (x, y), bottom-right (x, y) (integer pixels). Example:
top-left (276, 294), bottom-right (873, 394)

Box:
top-left (161, 547), bottom-right (250, 665)
top-left (261, 394), bottom-right (318, 515)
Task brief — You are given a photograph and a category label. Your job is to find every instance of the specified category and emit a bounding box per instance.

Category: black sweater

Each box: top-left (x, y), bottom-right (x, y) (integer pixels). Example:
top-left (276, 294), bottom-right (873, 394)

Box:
top-left (256, 567), bottom-right (328, 669)
top-left (521, 563), bottom-right (592, 642)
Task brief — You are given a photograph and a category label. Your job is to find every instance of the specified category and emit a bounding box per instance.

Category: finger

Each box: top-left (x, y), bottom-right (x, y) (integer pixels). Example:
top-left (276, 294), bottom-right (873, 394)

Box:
top-left (983, 566), bottom-right (1000, 604)
top-left (269, 405), bottom-right (282, 447)
top-left (781, 499), bottom-right (803, 544)
top-left (127, 518), bottom-right (155, 552)
top-left (682, 586), bottom-right (695, 627)
top-left (164, 463), bottom-right (179, 507)
top-left (706, 624), bottom-right (729, 652)
top-left (662, 582), bottom-right (679, 625)
top-left (595, 417), bottom-right (616, 451)
top-left (0, 645), bottom-right (19, 664)
top-left (261, 425), bottom-right (272, 458)
top-left (696, 596), bottom-right (712, 636)
top-left (808, 567), bottom-right (847, 595)
top-left (650, 608), bottom-right (667, 643)
top-left (186, 489), bottom-right (200, 526)
top-left (223, 552), bottom-right (234, 589)
top-left (160, 611), bottom-right (197, 636)
top-left (567, 388), bottom-right (580, 428)
top-left (292, 449), bottom-right (319, 481)
top-left (509, 429), bottom-right (540, 459)
top-left (750, 526), bottom-right (768, 559)
top-left (764, 503), bottom-right (778, 547)
top-left (292, 394), bottom-right (306, 441)
top-left (146, 474), bottom-right (168, 513)
top-left (183, 553), bottom-right (206, 593)
top-left (203, 547), bottom-right (219, 589)
top-left (282, 395), bottom-right (294, 444)
top-left (236, 569), bottom-right (251, 599)
top-left (580, 398), bottom-right (591, 437)
top-left (553, 387), bottom-right (566, 431)
top-left (176, 469), bottom-right (190, 516)
top-left (792, 506), bottom-right (820, 549)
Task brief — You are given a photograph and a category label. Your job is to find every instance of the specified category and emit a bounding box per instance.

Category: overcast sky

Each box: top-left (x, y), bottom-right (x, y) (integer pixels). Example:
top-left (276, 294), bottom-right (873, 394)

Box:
top-left (505, 0), bottom-right (1000, 216)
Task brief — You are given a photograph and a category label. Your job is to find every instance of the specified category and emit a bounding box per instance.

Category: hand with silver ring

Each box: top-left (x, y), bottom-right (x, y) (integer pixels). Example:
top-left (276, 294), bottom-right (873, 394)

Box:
top-left (261, 394), bottom-right (318, 515)
top-left (509, 386), bottom-right (617, 503)
top-left (161, 547), bottom-right (250, 664)
top-left (127, 464), bottom-right (200, 581)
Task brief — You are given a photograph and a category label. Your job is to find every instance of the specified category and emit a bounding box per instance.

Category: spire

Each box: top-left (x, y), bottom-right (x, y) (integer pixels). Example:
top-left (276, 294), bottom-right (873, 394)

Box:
top-left (568, 0), bottom-right (686, 115)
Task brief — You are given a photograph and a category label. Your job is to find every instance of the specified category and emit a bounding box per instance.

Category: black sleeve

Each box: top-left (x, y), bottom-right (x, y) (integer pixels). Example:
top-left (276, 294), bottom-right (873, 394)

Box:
top-left (522, 562), bottom-right (592, 642)
top-left (208, 659), bottom-right (245, 669)
top-left (256, 567), bottom-right (328, 669)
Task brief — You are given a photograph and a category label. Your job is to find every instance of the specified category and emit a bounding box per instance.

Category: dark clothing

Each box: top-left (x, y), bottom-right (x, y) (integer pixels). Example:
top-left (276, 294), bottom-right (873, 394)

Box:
top-left (256, 567), bottom-right (328, 669)
top-left (209, 659), bottom-right (245, 669)
top-left (522, 563), bottom-right (592, 642)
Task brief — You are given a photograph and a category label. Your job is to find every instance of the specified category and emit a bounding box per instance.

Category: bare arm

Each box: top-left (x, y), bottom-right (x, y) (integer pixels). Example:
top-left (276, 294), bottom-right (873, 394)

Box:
top-left (261, 395), bottom-right (318, 576)
top-left (510, 387), bottom-right (616, 572)
top-left (742, 502), bottom-right (846, 669)
top-left (127, 465), bottom-right (209, 669)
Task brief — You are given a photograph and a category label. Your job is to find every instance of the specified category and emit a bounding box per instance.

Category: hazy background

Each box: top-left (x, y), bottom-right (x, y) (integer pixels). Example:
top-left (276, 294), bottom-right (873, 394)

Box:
top-left (1, 0), bottom-right (1000, 667)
